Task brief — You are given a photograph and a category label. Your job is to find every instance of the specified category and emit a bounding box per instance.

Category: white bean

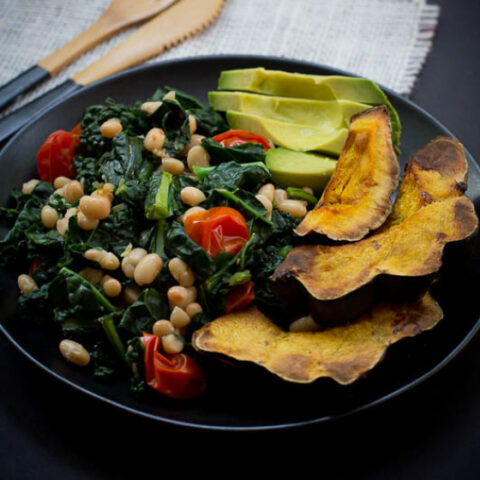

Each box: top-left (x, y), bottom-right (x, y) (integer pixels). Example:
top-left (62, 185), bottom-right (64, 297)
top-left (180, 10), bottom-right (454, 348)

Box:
top-left (186, 302), bottom-right (202, 318)
top-left (100, 118), bottom-right (122, 138)
top-left (99, 252), bottom-right (120, 271)
top-left (92, 185), bottom-right (114, 203)
top-left (84, 248), bottom-right (106, 263)
top-left (54, 186), bottom-right (67, 198)
top-left (101, 275), bottom-right (122, 298)
top-left (289, 316), bottom-right (321, 333)
top-left (258, 183), bottom-right (275, 203)
top-left (123, 286), bottom-right (142, 305)
top-left (53, 176), bottom-right (71, 189)
top-left (77, 211), bottom-right (99, 231)
top-left (163, 90), bottom-right (176, 101)
top-left (79, 195), bottom-right (111, 220)
top-left (168, 257), bottom-right (195, 287)
top-left (184, 286), bottom-right (197, 305)
top-left (22, 179), bottom-right (39, 195)
top-left (255, 194), bottom-right (272, 219)
top-left (188, 114), bottom-right (197, 134)
top-left (56, 217), bottom-right (69, 237)
top-left (181, 206), bottom-right (205, 223)
top-left (167, 285), bottom-right (188, 308)
top-left (187, 145), bottom-right (210, 170)
top-left (65, 207), bottom-right (78, 220)
top-left (153, 319), bottom-right (175, 337)
top-left (59, 339), bottom-right (90, 366)
top-left (128, 248), bottom-right (148, 264)
top-left (140, 101), bottom-right (162, 115)
top-left (17, 274), bottom-right (38, 293)
top-left (162, 157), bottom-right (185, 175)
top-left (170, 306), bottom-right (191, 328)
top-left (79, 268), bottom-right (103, 285)
top-left (274, 188), bottom-right (288, 206)
top-left (180, 186), bottom-right (206, 207)
top-left (278, 199), bottom-right (307, 218)
top-left (144, 128), bottom-right (165, 152)
top-left (64, 180), bottom-right (84, 203)
top-left (134, 253), bottom-right (163, 286)
top-left (162, 334), bottom-right (184, 354)
top-left (41, 205), bottom-right (59, 229)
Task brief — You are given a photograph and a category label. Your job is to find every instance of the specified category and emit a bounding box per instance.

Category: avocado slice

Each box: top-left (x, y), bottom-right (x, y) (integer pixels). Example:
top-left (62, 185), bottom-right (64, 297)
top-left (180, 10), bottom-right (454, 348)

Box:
top-left (226, 110), bottom-right (347, 156)
top-left (266, 147), bottom-right (337, 193)
top-left (218, 68), bottom-right (401, 147)
top-left (209, 91), bottom-right (369, 130)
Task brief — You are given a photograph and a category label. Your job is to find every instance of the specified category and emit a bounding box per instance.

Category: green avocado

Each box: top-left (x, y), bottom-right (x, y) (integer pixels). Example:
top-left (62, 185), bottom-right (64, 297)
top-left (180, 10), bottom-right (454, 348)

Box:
top-left (226, 110), bottom-right (348, 156)
top-left (218, 67), bottom-right (401, 147)
top-left (265, 147), bottom-right (337, 193)
top-left (208, 91), bottom-right (369, 130)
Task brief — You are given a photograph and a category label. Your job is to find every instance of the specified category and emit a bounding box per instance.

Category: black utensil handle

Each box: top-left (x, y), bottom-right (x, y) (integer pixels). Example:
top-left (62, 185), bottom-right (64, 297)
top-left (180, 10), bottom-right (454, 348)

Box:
top-left (0, 65), bottom-right (50, 111)
top-left (0, 79), bottom-right (82, 144)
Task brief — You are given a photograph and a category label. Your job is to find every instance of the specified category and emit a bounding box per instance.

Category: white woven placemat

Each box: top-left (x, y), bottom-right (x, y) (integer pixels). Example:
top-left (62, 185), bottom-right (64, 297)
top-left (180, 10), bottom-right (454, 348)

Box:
top-left (0, 0), bottom-right (439, 115)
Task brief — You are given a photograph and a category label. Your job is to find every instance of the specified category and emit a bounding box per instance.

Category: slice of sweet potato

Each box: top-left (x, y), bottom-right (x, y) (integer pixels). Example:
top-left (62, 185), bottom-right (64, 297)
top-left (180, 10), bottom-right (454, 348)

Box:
top-left (272, 137), bottom-right (478, 324)
top-left (295, 105), bottom-right (400, 241)
top-left (192, 293), bottom-right (443, 385)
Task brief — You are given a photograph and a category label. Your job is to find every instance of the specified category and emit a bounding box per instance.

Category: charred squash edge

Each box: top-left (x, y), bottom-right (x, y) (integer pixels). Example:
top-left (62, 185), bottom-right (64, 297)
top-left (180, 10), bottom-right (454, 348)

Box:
top-left (295, 105), bottom-right (400, 241)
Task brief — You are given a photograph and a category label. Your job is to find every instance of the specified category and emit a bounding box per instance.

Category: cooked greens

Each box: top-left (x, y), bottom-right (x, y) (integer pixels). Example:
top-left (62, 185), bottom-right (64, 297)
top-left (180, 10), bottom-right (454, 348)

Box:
top-left (1, 85), bottom-right (308, 398)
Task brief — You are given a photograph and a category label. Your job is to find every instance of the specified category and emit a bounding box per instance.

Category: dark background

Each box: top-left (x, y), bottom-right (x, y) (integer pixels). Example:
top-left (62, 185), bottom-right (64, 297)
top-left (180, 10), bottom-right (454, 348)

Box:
top-left (1, 0), bottom-right (479, 478)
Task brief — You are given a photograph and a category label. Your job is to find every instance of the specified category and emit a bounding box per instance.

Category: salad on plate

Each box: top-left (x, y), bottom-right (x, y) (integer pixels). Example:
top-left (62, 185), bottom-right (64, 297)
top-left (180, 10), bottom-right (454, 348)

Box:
top-left (1, 68), bottom-right (476, 399)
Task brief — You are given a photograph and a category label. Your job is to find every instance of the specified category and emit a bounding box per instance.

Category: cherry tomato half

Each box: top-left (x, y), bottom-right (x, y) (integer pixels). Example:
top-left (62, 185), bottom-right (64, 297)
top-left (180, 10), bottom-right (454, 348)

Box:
top-left (184, 207), bottom-right (250, 258)
top-left (28, 259), bottom-right (42, 276)
top-left (212, 129), bottom-right (272, 150)
top-left (36, 126), bottom-right (80, 183)
top-left (142, 333), bottom-right (206, 400)
top-left (225, 281), bottom-right (255, 313)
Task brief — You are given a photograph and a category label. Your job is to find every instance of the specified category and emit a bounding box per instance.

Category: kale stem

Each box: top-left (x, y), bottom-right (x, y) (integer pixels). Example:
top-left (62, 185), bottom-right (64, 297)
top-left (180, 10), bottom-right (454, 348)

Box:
top-left (154, 220), bottom-right (166, 257)
top-left (59, 267), bottom-right (116, 313)
top-left (215, 189), bottom-right (273, 225)
top-left (98, 315), bottom-right (127, 364)
top-left (286, 187), bottom-right (318, 206)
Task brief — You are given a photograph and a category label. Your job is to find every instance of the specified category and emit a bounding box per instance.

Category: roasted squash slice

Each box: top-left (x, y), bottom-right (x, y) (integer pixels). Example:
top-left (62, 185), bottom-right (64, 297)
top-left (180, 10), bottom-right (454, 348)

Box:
top-left (192, 293), bottom-right (443, 385)
top-left (295, 105), bottom-right (400, 241)
top-left (272, 137), bottom-right (478, 324)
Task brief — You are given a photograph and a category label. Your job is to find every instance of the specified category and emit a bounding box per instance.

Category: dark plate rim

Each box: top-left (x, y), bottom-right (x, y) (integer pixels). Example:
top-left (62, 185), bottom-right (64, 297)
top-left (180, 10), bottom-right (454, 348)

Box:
top-left (1, 54), bottom-right (479, 432)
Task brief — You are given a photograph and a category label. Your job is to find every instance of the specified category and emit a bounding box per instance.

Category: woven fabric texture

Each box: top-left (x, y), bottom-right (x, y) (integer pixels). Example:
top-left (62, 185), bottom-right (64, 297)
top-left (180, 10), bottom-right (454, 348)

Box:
top-left (0, 0), bottom-right (439, 115)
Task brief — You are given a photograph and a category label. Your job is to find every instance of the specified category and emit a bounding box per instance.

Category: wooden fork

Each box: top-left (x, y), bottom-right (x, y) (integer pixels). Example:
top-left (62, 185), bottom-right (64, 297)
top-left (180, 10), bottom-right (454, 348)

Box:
top-left (0, 0), bottom-right (178, 110)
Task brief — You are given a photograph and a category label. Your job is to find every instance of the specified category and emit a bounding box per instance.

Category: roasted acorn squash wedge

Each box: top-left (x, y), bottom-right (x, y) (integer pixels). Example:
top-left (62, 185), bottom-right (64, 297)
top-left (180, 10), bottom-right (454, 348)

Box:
top-left (272, 137), bottom-right (478, 324)
top-left (295, 105), bottom-right (400, 241)
top-left (192, 293), bottom-right (443, 385)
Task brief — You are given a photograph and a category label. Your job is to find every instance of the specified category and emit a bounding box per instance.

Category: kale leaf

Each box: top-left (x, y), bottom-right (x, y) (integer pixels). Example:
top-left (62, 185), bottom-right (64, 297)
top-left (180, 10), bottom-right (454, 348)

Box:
top-left (150, 86), bottom-right (228, 137)
top-left (0, 181), bottom-right (62, 269)
top-left (201, 138), bottom-right (266, 164)
top-left (201, 161), bottom-right (270, 192)
top-left (79, 98), bottom-right (149, 158)
top-left (164, 221), bottom-right (215, 281)
top-left (119, 288), bottom-right (168, 335)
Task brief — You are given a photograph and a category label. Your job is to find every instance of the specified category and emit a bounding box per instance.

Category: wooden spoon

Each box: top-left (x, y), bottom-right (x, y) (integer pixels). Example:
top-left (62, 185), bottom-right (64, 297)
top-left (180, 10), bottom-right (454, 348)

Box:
top-left (0, 0), bottom-right (178, 110)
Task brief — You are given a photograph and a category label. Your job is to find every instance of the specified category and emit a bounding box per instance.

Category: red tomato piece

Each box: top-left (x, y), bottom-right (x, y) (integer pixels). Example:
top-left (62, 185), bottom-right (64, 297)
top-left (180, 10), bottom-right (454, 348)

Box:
top-left (71, 123), bottom-right (82, 146)
top-left (225, 281), bottom-right (255, 313)
top-left (28, 259), bottom-right (42, 275)
top-left (36, 129), bottom-right (78, 183)
top-left (184, 207), bottom-right (250, 257)
top-left (212, 129), bottom-right (272, 150)
top-left (142, 333), bottom-right (206, 399)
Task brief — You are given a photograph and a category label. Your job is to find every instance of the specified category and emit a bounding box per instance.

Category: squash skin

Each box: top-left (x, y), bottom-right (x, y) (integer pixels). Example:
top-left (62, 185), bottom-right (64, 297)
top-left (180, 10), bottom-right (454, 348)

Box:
top-left (272, 137), bottom-right (478, 325)
top-left (295, 105), bottom-right (400, 241)
top-left (192, 293), bottom-right (443, 385)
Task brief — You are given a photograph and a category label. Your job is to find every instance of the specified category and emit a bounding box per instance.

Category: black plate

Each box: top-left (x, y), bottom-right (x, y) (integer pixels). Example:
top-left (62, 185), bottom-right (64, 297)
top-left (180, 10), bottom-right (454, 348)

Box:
top-left (1, 55), bottom-right (479, 431)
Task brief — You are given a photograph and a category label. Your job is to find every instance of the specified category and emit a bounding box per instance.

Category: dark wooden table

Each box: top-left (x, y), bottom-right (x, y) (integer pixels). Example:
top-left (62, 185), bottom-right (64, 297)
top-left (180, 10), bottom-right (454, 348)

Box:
top-left (2, 0), bottom-right (479, 478)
